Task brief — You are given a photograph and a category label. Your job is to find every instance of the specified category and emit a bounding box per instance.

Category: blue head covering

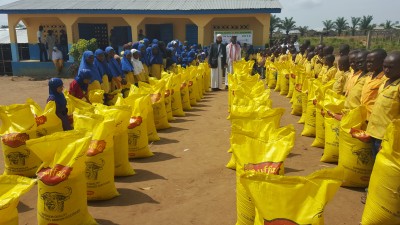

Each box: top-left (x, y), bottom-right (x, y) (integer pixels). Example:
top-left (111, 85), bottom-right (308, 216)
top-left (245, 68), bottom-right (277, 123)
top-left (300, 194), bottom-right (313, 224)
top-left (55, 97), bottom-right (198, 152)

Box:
top-left (149, 44), bottom-right (163, 65)
top-left (138, 43), bottom-right (148, 65)
top-left (143, 38), bottom-right (149, 47)
top-left (152, 39), bottom-right (159, 44)
top-left (121, 50), bottom-right (134, 72)
top-left (48, 78), bottom-right (66, 107)
top-left (188, 50), bottom-right (196, 58)
top-left (93, 49), bottom-right (108, 83)
top-left (78, 50), bottom-right (102, 84)
top-left (168, 47), bottom-right (177, 63)
top-left (132, 42), bottom-right (140, 50)
top-left (105, 46), bottom-right (124, 78)
top-left (75, 69), bottom-right (92, 92)
top-left (181, 52), bottom-right (187, 58)
top-left (182, 46), bottom-right (187, 52)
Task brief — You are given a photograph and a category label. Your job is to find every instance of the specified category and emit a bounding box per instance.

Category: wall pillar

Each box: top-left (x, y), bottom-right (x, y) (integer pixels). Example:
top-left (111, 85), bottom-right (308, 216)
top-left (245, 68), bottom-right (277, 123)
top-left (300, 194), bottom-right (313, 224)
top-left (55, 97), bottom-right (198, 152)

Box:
top-left (255, 14), bottom-right (270, 48)
top-left (123, 15), bottom-right (145, 43)
top-left (8, 15), bottom-right (20, 62)
top-left (190, 16), bottom-right (213, 47)
top-left (59, 16), bottom-right (78, 62)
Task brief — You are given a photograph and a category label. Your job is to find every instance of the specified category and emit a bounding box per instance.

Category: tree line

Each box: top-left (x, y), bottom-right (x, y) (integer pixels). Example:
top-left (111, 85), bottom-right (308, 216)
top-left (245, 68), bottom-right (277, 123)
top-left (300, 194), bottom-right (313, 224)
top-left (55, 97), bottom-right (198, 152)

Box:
top-left (270, 15), bottom-right (400, 37)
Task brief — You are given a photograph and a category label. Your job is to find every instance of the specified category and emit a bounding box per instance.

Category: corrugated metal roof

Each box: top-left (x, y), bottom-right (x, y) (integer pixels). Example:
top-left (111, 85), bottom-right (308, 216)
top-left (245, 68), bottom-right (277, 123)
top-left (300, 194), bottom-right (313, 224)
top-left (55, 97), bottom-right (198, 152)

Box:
top-left (0, 0), bottom-right (282, 11)
top-left (0, 29), bottom-right (28, 44)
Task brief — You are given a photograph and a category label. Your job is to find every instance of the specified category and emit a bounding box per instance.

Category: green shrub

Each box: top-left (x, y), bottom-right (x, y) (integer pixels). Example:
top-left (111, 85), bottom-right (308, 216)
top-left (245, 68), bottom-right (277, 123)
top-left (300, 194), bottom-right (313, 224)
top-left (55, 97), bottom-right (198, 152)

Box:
top-left (68, 38), bottom-right (98, 62)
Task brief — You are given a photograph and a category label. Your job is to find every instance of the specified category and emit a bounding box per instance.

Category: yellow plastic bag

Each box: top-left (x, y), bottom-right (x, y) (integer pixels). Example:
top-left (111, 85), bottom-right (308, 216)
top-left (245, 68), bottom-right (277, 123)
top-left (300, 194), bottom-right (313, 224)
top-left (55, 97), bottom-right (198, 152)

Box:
top-left (117, 95), bottom-right (153, 158)
top-left (279, 72), bottom-right (290, 96)
top-left (0, 175), bottom-right (36, 225)
top-left (338, 106), bottom-right (373, 187)
top-left (188, 75), bottom-right (198, 106)
top-left (27, 100), bottom-right (63, 137)
top-left (180, 77), bottom-right (192, 111)
top-left (73, 112), bottom-right (119, 200)
top-left (163, 76), bottom-right (175, 121)
top-left (361, 120), bottom-right (400, 225)
top-left (321, 90), bottom-right (346, 163)
top-left (301, 79), bottom-right (320, 137)
top-left (0, 104), bottom-right (40, 177)
top-left (94, 104), bottom-right (135, 176)
top-left (171, 74), bottom-right (185, 117)
top-left (291, 84), bottom-right (303, 116)
top-left (240, 168), bottom-right (343, 225)
top-left (26, 131), bottom-right (97, 225)
top-left (233, 126), bottom-right (295, 225)
top-left (298, 79), bottom-right (310, 124)
top-left (267, 67), bottom-right (277, 89)
top-left (88, 89), bottom-right (105, 104)
top-left (311, 104), bottom-right (325, 148)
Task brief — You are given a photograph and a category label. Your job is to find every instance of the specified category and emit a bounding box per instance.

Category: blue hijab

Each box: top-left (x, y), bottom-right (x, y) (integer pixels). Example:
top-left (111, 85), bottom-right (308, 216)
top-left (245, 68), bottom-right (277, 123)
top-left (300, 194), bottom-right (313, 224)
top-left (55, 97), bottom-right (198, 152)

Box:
top-left (121, 50), bottom-right (134, 72)
top-left (146, 47), bottom-right (152, 64)
top-left (75, 69), bottom-right (92, 92)
top-left (93, 49), bottom-right (108, 83)
top-left (149, 44), bottom-right (163, 65)
top-left (78, 51), bottom-right (101, 83)
top-left (168, 47), bottom-right (177, 63)
top-left (143, 38), bottom-right (149, 47)
top-left (152, 39), bottom-right (159, 45)
top-left (48, 78), bottom-right (66, 108)
top-left (132, 42), bottom-right (140, 50)
top-left (105, 46), bottom-right (123, 78)
top-left (138, 44), bottom-right (148, 65)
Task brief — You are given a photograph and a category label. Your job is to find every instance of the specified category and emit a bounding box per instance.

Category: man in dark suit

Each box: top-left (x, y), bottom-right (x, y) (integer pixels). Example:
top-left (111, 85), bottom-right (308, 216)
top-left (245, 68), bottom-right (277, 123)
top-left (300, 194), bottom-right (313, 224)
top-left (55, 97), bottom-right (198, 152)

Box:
top-left (208, 34), bottom-right (227, 91)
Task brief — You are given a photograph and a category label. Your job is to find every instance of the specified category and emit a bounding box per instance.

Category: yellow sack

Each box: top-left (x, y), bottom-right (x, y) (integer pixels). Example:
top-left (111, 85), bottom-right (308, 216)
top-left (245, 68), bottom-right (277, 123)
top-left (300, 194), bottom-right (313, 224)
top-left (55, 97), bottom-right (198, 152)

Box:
top-left (27, 99), bottom-right (63, 137)
top-left (338, 106), bottom-right (373, 187)
top-left (301, 79), bottom-right (320, 137)
top-left (26, 131), bottom-right (97, 225)
top-left (151, 81), bottom-right (171, 130)
top-left (287, 73), bottom-right (295, 98)
top-left (279, 72), bottom-right (289, 96)
top-left (196, 72), bottom-right (205, 98)
top-left (321, 90), bottom-right (346, 163)
top-left (180, 79), bottom-right (192, 111)
top-left (101, 75), bottom-right (110, 93)
top-left (361, 120), bottom-right (400, 225)
top-left (298, 79), bottom-right (310, 124)
top-left (291, 84), bottom-right (303, 116)
top-left (267, 67), bottom-right (277, 89)
top-left (274, 71), bottom-right (281, 92)
top-left (118, 95), bottom-right (153, 158)
top-left (311, 104), bottom-right (325, 148)
top-left (162, 75), bottom-right (175, 121)
top-left (73, 112), bottom-right (119, 200)
top-left (0, 104), bottom-right (40, 177)
top-left (94, 104), bottom-right (135, 177)
top-left (171, 74), bottom-right (185, 117)
top-left (240, 168), bottom-right (343, 225)
top-left (0, 175), bottom-right (36, 225)
top-left (233, 126), bottom-right (295, 225)
top-left (65, 91), bottom-right (94, 114)
top-left (88, 89), bottom-right (105, 104)
top-left (188, 77), bottom-right (198, 106)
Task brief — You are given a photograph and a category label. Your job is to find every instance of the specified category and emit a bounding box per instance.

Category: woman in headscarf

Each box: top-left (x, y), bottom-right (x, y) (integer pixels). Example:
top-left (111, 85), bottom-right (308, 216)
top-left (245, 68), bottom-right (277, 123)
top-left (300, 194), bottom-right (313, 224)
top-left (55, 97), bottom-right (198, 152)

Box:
top-left (149, 44), bottom-right (163, 79)
top-left (78, 50), bottom-right (102, 92)
top-left (188, 50), bottom-right (197, 66)
top-left (121, 50), bottom-right (135, 85)
top-left (165, 48), bottom-right (176, 73)
top-left (138, 43), bottom-right (150, 81)
top-left (94, 49), bottom-right (111, 93)
top-left (131, 49), bottom-right (145, 84)
top-left (105, 46), bottom-right (125, 91)
top-left (69, 68), bottom-right (92, 102)
top-left (47, 78), bottom-right (71, 131)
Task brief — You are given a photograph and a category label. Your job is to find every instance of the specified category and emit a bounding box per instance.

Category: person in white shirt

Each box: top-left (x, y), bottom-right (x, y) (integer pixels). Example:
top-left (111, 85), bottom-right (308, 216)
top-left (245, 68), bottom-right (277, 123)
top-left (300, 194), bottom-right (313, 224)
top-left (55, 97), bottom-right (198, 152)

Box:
top-left (37, 26), bottom-right (48, 62)
top-left (52, 47), bottom-right (63, 75)
top-left (131, 49), bottom-right (144, 84)
top-left (226, 36), bottom-right (241, 87)
top-left (46, 30), bottom-right (56, 60)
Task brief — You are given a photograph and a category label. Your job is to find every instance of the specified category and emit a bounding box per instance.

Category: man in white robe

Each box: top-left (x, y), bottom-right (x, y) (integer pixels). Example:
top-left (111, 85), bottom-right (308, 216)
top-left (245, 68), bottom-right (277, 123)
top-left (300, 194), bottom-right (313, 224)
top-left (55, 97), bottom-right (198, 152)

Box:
top-left (226, 36), bottom-right (241, 87)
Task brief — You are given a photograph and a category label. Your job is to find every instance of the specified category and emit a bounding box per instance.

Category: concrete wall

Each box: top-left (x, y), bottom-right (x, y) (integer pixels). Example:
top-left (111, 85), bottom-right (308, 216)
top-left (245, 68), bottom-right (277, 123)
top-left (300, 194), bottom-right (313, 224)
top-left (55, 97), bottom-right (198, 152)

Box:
top-left (138, 17), bottom-right (194, 42)
top-left (12, 61), bottom-right (73, 77)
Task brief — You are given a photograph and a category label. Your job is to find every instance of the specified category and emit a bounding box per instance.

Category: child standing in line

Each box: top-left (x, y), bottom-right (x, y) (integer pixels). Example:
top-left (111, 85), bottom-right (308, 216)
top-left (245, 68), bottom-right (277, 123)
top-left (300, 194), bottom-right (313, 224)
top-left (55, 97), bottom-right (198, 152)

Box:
top-left (47, 78), bottom-right (71, 131)
top-left (321, 54), bottom-right (337, 84)
top-left (332, 55), bottom-right (351, 95)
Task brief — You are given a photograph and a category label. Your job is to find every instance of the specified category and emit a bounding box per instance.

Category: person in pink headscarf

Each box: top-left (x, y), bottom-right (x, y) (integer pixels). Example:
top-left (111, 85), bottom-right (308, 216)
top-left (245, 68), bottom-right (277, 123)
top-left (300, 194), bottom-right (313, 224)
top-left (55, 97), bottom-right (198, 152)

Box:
top-left (226, 36), bottom-right (241, 88)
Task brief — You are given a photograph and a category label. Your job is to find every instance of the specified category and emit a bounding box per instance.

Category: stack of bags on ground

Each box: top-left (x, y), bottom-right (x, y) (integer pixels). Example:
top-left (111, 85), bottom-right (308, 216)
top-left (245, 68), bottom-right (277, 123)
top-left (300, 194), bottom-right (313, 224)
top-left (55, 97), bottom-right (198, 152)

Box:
top-left (226, 59), bottom-right (344, 225)
top-left (0, 63), bottom-right (211, 224)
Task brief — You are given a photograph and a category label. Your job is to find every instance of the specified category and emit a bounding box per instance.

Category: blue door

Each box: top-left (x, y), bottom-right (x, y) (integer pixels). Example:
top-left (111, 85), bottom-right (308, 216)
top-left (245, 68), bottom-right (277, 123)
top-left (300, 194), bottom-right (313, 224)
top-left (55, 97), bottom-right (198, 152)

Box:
top-left (185, 24), bottom-right (198, 46)
top-left (160, 24), bottom-right (173, 43)
top-left (78, 23), bottom-right (108, 49)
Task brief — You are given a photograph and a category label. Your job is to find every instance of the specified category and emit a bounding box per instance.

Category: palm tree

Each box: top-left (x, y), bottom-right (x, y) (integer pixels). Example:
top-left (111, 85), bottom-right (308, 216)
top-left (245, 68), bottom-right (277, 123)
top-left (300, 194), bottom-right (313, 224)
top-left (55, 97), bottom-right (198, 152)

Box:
top-left (384, 20), bottom-right (394, 29)
top-left (359, 15), bottom-right (374, 35)
top-left (334, 17), bottom-right (348, 36)
top-left (351, 17), bottom-right (361, 36)
top-left (279, 17), bottom-right (296, 35)
top-left (269, 14), bottom-right (282, 38)
top-left (297, 26), bottom-right (309, 37)
top-left (322, 20), bottom-right (335, 32)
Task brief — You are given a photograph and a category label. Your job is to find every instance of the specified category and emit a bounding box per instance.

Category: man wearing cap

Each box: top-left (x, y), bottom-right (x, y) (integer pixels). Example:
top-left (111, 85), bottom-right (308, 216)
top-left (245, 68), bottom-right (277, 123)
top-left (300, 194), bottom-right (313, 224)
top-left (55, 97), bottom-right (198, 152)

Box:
top-left (208, 34), bottom-right (227, 91)
top-left (52, 46), bottom-right (63, 75)
top-left (226, 36), bottom-right (241, 88)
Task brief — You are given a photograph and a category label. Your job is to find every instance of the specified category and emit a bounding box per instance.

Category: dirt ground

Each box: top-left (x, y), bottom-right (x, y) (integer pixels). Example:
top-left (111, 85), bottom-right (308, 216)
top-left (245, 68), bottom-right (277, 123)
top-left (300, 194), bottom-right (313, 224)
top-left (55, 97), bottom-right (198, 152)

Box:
top-left (0, 76), bottom-right (364, 225)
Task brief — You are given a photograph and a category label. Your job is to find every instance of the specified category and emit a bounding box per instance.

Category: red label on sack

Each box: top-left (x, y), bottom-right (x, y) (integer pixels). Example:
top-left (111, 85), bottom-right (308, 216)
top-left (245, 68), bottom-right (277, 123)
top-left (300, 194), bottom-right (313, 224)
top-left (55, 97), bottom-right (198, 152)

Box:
top-left (180, 82), bottom-right (187, 90)
top-left (165, 90), bottom-right (171, 97)
top-left (244, 161), bottom-right (282, 175)
top-left (128, 116), bottom-right (143, 129)
top-left (38, 164), bottom-right (72, 186)
top-left (87, 140), bottom-right (106, 156)
top-left (151, 93), bottom-right (161, 103)
top-left (264, 218), bottom-right (300, 225)
top-left (35, 115), bottom-right (47, 126)
top-left (171, 89), bottom-right (175, 95)
top-left (1, 133), bottom-right (30, 148)
top-left (188, 81), bottom-right (193, 87)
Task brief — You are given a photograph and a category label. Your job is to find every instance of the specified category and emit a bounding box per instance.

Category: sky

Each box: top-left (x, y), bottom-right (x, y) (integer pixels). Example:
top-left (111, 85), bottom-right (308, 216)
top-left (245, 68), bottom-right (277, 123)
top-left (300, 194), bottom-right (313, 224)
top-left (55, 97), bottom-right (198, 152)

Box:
top-left (0, 0), bottom-right (399, 29)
